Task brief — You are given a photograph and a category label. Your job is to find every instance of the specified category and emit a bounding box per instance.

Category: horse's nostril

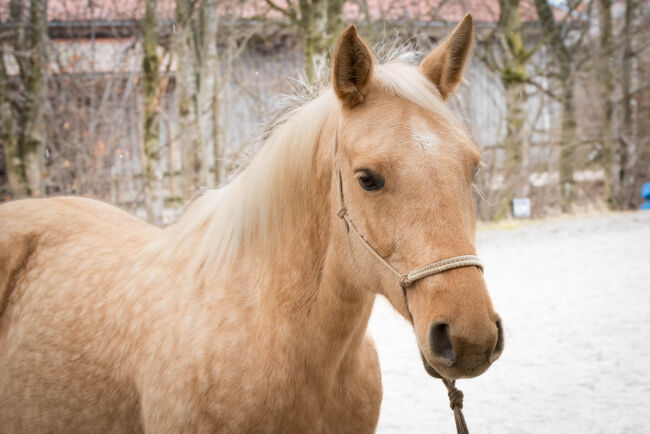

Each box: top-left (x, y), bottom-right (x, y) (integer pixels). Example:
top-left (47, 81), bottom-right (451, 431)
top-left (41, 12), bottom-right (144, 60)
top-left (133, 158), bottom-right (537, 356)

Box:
top-left (429, 321), bottom-right (454, 366)
top-left (490, 319), bottom-right (505, 362)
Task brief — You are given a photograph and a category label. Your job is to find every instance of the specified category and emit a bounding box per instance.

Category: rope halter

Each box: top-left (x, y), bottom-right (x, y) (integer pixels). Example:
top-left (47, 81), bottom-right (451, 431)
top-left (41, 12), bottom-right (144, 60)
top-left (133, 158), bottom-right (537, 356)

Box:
top-left (335, 169), bottom-right (484, 301)
top-left (333, 133), bottom-right (482, 434)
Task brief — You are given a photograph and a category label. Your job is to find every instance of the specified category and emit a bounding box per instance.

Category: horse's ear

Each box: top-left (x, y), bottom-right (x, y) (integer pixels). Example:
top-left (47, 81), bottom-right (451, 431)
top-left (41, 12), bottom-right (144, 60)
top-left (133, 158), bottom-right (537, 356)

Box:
top-left (419, 14), bottom-right (474, 101)
top-left (332, 24), bottom-right (373, 107)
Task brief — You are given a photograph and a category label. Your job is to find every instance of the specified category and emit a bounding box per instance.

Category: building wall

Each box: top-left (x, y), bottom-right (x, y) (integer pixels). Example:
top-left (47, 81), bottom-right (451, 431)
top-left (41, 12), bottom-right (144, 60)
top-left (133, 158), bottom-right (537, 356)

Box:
top-left (3, 31), bottom-right (619, 221)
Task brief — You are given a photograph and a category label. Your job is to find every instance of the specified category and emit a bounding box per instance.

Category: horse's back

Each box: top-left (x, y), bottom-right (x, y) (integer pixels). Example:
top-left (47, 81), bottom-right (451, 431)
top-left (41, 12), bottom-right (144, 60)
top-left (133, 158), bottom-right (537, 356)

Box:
top-left (0, 195), bottom-right (156, 237)
top-left (0, 197), bottom-right (156, 433)
top-left (0, 196), bottom-right (157, 316)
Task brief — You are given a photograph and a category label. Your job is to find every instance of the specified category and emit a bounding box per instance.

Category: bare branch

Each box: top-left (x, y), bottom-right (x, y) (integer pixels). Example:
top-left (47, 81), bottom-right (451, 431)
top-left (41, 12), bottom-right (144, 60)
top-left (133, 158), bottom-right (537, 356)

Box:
top-left (264, 0), bottom-right (298, 24)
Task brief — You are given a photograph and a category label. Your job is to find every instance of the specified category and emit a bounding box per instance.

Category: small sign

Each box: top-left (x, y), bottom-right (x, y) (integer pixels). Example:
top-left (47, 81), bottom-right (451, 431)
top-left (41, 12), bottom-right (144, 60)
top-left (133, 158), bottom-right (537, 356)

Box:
top-left (512, 198), bottom-right (531, 218)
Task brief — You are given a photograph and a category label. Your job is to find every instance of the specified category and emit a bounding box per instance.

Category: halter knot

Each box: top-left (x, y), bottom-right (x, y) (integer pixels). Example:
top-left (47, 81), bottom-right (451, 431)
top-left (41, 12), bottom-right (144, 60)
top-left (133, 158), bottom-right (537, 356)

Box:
top-left (399, 275), bottom-right (413, 288)
top-left (447, 383), bottom-right (464, 410)
top-left (337, 207), bottom-right (347, 219)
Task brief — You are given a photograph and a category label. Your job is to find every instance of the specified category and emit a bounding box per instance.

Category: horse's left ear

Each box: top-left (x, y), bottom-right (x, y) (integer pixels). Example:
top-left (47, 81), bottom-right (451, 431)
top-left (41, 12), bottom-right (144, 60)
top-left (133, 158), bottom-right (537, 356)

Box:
top-left (332, 24), bottom-right (374, 107)
top-left (419, 14), bottom-right (474, 101)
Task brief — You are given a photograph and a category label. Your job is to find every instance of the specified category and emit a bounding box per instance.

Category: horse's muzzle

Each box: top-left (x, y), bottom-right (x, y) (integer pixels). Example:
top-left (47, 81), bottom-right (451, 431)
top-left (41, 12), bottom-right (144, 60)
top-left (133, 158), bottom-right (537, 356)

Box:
top-left (423, 318), bottom-right (504, 379)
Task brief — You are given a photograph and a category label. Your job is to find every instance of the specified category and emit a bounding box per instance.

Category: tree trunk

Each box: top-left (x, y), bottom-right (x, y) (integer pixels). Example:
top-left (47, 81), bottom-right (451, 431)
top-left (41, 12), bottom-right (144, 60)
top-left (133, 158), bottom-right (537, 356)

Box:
top-left (175, 0), bottom-right (220, 198)
top-left (199, 0), bottom-right (220, 188)
top-left (597, 0), bottom-right (615, 208)
top-left (298, 0), bottom-right (317, 82)
top-left (21, 0), bottom-right (48, 197)
top-left (1, 46), bottom-right (18, 197)
top-left (559, 76), bottom-right (577, 210)
top-left (503, 80), bottom-right (530, 198)
top-left (618, 0), bottom-right (638, 208)
top-left (175, 0), bottom-right (203, 200)
top-left (142, 0), bottom-right (164, 223)
top-left (3, 0), bottom-right (48, 198)
top-left (326, 0), bottom-right (344, 46)
top-left (495, 0), bottom-right (531, 217)
top-left (299, 0), bottom-right (344, 83)
top-left (533, 0), bottom-right (577, 211)
top-left (211, 65), bottom-right (222, 187)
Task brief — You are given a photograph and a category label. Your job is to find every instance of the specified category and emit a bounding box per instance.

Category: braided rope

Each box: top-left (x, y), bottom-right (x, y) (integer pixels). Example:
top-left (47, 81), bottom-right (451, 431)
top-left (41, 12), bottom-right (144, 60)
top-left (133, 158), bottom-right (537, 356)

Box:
top-left (442, 379), bottom-right (469, 434)
top-left (404, 256), bottom-right (483, 286)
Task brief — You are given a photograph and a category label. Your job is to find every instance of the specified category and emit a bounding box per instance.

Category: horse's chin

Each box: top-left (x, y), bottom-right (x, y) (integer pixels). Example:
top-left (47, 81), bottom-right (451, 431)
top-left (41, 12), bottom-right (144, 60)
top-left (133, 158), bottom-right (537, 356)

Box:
top-left (420, 351), bottom-right (492, 380)
top-left (420, 352), bottom-right (443, 378)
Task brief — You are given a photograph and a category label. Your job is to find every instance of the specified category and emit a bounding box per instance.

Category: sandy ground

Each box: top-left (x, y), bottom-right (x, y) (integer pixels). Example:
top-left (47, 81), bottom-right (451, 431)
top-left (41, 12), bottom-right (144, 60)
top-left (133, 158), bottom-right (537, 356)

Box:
top-left (368, 212), bottom-right (650, 434)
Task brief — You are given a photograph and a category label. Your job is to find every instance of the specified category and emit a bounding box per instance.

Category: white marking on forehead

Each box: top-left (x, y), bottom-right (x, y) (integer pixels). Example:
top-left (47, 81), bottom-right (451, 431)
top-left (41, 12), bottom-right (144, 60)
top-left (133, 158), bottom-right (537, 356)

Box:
top-left (410, 118), bottom-right (441, 153)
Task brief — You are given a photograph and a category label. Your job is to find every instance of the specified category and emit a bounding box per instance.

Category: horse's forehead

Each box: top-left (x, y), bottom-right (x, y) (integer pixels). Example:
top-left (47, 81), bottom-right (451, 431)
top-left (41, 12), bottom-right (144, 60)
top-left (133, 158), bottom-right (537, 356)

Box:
top-left (408, 111), bottom-right (477, 156)
top-left (346, 95), bottom-right (476, 160)
top-left (410, 115), bottom-right (443, 154)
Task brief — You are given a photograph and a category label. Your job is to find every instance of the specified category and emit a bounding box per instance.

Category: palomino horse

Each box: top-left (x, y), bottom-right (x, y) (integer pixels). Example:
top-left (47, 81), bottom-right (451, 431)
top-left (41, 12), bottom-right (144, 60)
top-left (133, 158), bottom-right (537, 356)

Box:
top-left (0, 14), bottom-right (503, 433)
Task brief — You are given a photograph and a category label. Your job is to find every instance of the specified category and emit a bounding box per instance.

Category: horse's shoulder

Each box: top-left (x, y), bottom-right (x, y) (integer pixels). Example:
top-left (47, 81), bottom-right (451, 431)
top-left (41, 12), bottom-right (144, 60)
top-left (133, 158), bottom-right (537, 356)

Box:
top-left (0, 200), bottom-right (46, 289)
top-left (0, 224), bottom-right (39, 324)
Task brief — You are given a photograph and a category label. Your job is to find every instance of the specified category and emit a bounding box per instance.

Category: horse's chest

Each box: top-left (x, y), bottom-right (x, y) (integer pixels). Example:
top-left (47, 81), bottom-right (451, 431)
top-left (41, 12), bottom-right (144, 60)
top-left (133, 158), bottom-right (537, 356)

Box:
top-left (192, 342), bottom-right (381, 433)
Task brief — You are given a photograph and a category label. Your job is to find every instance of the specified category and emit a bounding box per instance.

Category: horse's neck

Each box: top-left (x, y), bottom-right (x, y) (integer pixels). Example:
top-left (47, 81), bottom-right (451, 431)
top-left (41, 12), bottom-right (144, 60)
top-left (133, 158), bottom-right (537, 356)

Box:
top-left (165, 105), bottom-right (375, 387)
top-left (242, 115), bottom-right (375, 382)
top-left (256, 236), bottom-right (376, 374)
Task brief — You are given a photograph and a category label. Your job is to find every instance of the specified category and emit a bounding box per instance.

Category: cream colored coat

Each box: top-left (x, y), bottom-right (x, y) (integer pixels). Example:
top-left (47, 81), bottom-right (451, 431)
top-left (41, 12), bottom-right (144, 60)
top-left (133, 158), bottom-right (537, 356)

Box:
top-left (0, 15), bottom-right (501, 433)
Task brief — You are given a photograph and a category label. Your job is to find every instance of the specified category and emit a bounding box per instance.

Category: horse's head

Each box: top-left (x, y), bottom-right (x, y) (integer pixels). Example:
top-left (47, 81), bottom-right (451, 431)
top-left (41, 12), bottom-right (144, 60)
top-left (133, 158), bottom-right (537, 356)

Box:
top-left (330, 15), bottom-right (503, 379)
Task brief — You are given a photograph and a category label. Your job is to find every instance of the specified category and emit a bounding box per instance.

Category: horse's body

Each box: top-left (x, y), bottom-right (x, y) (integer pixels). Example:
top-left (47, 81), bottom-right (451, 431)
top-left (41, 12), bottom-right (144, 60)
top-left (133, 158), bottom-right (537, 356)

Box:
top-left (0, 16), bottom-right (502, 433)
top-left (0, 197), bottom-right (380, 432)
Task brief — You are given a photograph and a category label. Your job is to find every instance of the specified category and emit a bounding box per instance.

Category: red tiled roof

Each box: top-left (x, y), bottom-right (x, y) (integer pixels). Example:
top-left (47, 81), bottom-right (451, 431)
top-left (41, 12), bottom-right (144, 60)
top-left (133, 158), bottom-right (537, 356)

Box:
top-left (344, 0), bottom-right (566, 23)
top-left (0, 0), bottom-right (566, 25)
top-left (0, 0), bottom-right (174, 22)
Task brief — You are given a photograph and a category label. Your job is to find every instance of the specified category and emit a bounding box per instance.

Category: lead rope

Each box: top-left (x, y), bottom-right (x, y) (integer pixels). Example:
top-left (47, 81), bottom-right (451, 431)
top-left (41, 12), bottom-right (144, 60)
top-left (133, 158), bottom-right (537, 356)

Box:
top-left (402, 273), bottom-right (469, 434)
top-left (442, 378), bottom-right (469, 434)
top-left (401, 274), bottom-right (469, 434)
top-left (333, 135), bottom-right (476, 434)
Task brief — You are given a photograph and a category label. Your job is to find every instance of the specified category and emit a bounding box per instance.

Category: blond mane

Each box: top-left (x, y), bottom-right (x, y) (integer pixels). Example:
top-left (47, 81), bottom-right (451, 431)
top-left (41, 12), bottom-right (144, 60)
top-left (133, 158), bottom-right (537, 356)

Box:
top-left (161, 60), bottom-right (463, 273)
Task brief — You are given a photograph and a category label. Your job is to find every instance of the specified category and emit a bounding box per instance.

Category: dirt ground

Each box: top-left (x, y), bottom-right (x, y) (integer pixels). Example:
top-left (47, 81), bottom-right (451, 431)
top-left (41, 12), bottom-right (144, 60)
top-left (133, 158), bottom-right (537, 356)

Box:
top-left (368, 211), bottom-right (650, 433)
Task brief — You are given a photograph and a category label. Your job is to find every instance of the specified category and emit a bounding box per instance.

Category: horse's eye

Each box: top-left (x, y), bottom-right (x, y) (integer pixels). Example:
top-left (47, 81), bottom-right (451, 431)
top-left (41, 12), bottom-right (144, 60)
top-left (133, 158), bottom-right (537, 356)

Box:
top-left (357, 171), bottom-right (384, 191)
top-left (472, 166), bottom-right (480, 179)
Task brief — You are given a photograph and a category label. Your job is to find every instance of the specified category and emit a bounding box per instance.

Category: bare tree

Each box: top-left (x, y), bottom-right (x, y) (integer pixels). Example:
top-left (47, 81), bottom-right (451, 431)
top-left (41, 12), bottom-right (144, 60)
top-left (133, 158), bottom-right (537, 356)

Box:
top-left (2, 0), bottom-right (645, 220)
top-left (1, 0), bottom-right (48, 198)
top-left (265, 0), bottom-right (345, 81)
top-left (0, 44), bottom-right (17, 199)
top-left (533, 0), bottom-right (589, 210)
top-left (175, 0), bottom-right (222, 200)
top-left (615, 0), bottom-right (643, 208)
top-left (478, 0), bottom-right (535, 217)
top-left (142, 0), bottom-right (164, 223)
top-left (596, 0), bottom-right (615, 208)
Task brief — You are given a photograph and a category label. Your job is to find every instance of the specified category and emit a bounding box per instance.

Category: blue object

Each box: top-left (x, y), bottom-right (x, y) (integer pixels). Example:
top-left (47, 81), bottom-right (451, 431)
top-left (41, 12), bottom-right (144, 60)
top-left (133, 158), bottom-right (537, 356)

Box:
top-left (642, 183), bottom-right (650, 210)
top-left (642, 182), bottom-right (650, 200)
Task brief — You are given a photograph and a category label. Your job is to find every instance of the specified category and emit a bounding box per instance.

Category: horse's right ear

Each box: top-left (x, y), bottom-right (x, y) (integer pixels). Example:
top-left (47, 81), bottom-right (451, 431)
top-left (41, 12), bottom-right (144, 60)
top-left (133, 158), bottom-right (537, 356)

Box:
top-left (419, 14), bottom-right (474, 101)
top-left (332, 25), bottom-right (373, 107)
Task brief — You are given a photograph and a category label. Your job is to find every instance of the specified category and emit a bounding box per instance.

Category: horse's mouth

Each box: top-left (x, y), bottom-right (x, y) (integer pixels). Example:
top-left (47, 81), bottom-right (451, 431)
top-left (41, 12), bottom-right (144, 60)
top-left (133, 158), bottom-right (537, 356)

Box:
top-left (419, 351), bottom-right (443, 378)
top-left (420, 349), bottom-right (496, 380)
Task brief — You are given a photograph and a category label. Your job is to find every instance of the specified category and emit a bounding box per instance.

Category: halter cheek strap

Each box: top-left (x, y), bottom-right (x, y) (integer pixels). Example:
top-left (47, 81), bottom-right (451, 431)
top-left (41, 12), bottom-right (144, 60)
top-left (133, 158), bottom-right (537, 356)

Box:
top-left (335, 168), bottom-right (483, 301)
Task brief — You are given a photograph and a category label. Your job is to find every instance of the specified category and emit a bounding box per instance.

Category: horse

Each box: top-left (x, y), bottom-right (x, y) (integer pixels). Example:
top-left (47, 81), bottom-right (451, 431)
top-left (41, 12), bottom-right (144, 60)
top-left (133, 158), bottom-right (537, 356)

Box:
top-left (0, 14), bottom-right (503, 433)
